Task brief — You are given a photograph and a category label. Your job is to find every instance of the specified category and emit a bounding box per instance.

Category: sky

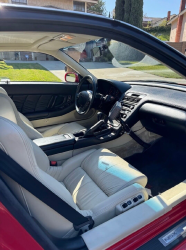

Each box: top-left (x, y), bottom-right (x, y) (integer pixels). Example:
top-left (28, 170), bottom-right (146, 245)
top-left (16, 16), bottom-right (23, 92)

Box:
top-left (106, 0), bottom-right (181, 18)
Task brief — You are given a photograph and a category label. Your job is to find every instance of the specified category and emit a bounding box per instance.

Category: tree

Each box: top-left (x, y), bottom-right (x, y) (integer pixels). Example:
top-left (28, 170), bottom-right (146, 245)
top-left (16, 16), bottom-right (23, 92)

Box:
top-left (88, 0), bottom-right (107, 16)
top-left (115, 0), bottom-right (125, 21)
top-left (127, 0), bottom-right (143, 29)
top-left (115, 0), bottom-right (143, 29)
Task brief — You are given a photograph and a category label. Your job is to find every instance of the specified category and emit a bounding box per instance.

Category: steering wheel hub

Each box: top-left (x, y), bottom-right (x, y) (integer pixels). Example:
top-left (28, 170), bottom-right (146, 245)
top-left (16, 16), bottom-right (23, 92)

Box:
top-left (75, 75), bottom-right (96, 115)
top-left (77, 91), bottom-right (91, 106)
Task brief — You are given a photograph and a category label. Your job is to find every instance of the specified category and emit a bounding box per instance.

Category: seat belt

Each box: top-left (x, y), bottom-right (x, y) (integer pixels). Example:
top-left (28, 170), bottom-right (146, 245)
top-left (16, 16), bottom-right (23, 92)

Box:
top-left (0, 149), bottom-right (94, 233)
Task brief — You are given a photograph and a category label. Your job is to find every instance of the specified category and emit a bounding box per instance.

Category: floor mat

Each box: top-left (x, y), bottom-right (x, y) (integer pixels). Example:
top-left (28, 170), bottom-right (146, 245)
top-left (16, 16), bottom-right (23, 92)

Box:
top-left (125, 138), bottom-right (186, 196)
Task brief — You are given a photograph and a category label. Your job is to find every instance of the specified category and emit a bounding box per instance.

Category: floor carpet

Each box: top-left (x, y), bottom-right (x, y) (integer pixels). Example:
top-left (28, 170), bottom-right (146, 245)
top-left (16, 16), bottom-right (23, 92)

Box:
top-left (125, 138), bottom-right (186, 196)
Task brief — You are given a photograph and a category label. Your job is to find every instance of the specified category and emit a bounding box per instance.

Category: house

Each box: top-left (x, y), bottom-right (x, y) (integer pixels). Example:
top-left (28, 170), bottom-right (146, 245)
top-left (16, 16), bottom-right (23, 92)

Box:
top-left (167, 0), bottom-right (186, 54)
top-left (167, 0), bottom-right (186, 42)
top-left (143, 13), bottom-right (176, 28)
top-left (0, 0), bottom-right (98, 13)
top-left (143, 17), bottom-right (164, 28)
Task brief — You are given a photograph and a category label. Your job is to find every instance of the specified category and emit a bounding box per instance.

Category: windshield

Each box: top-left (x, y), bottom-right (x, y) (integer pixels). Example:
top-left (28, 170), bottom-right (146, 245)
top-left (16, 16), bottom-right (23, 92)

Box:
top-left (63, 38), bottom-right (186, 85)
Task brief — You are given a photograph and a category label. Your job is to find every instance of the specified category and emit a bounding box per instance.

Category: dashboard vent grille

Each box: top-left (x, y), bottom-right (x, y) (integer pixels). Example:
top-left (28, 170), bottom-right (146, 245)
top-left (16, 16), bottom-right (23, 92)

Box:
top-left (120, 92), bottom-right (145, 119)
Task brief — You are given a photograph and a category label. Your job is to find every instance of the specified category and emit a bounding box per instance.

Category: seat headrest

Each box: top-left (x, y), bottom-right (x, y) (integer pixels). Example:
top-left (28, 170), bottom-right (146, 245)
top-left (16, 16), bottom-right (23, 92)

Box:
top-left (0, 87), bottom-right (8, 96)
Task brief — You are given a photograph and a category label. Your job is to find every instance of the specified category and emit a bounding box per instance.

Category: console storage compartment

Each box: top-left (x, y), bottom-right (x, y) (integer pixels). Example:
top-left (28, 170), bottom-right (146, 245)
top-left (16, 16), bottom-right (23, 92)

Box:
top-left (33, 134), bottom-right (75, 156)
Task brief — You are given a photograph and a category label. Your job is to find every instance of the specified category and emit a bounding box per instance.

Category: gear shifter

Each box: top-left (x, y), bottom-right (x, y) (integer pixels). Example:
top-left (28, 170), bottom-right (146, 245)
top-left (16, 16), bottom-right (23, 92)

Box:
top-left (97, 112), bottom-right (104, 121)
top-left (84, 113), bottom-right (107, 137)
top-left (108, 101), bottom-right (122, 121)
top-left (97, 112), bottom-right (108, 123)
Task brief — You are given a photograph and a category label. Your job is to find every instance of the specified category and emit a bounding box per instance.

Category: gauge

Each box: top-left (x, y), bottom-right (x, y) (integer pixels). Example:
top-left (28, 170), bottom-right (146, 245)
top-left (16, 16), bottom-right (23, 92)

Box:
top-left (108, 86), bottom-right (121, 100)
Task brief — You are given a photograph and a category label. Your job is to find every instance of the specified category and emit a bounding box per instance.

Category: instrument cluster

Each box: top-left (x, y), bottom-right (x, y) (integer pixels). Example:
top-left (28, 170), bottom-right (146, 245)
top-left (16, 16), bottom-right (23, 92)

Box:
top-left (107, 86), bottom-right (121, 100)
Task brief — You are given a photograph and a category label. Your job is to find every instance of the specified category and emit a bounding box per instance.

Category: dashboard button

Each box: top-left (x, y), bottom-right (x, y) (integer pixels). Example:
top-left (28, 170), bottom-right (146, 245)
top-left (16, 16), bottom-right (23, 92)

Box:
top-left (133, 197), bottom-right (138, 203)
top-left (127, 200), bottom-right (132, 206)
top-left (122, 203), bottom-right (128, 209)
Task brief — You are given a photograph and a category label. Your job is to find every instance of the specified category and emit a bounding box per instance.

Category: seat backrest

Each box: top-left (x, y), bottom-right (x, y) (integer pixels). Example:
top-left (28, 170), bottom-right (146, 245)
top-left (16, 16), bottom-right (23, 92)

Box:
top-left (0, 87), bottom-right (42, 139)
top-left (0, 116), bottom-right (83, 238)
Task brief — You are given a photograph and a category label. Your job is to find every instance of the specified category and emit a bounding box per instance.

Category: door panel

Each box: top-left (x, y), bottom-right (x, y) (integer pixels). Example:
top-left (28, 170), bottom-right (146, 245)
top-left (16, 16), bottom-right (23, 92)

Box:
top-left (10, 93), bottom-right (75, 120)
top-left (0, 83), bottom-right (96, 127)
top-left (1, 83), bottom-right (77, 121)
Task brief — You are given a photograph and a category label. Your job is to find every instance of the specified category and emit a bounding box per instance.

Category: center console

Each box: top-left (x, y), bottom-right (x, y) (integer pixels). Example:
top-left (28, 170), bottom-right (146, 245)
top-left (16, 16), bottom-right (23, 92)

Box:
top-left (33, 134), bottom-right (75, 156)
top-left (33, 92), bottom-right (146, 156)
top-left (33, 121), bottom-right (122, 156)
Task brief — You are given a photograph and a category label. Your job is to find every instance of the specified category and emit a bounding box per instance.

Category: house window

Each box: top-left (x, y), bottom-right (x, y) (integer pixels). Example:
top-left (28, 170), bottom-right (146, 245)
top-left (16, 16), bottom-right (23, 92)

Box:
top-left (73, 1), bottom-right (85, 12)
top-left (12, 0), bottom-right (27, 5)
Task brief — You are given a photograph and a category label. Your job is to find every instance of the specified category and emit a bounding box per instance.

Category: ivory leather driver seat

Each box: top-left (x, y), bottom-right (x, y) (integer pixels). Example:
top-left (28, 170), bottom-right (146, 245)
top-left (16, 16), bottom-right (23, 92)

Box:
top-left (0, 87), bottom-right (85, 139)
top-left (0, 115), bottom-right (148, 238)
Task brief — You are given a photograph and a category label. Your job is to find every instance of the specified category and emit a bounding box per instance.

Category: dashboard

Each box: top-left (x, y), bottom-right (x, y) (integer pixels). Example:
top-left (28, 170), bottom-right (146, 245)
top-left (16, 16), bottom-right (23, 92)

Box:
top-left (97, 78), bottom-right (186, 140)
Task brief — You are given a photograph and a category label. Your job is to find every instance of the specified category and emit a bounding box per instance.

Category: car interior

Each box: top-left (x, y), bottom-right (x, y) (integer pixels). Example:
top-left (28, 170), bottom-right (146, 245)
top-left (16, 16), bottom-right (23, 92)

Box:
top-left (0, 6), bottom-right (186, 250)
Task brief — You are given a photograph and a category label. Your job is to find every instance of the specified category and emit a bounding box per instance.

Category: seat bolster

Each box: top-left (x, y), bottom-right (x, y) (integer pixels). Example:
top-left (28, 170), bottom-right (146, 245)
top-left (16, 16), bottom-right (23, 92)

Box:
top-left (0, 87), bottom-right (8, 95)
top-left (18, 112), bottom-right (34, 128)
top-left (8, 98), bottom-right (43, 140)
top-left (42, 122), bottom-right (86, 137)
top-left (0, 94), bottom-right (17, 124)
top-left (91, 183), bottom-right (148, 227)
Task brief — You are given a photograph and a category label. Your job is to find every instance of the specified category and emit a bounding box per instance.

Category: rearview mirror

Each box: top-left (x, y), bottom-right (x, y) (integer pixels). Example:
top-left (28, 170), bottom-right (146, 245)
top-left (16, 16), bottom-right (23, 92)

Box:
top-left (65, 72), bottom-right (79, 83)
top-left (92, 47), bottom-right (102, 57)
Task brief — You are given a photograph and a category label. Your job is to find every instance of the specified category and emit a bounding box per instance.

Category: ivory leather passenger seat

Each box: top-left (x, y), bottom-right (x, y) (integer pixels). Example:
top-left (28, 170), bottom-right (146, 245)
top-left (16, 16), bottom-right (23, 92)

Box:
top-left (0, 87), bottom-right (148, 238)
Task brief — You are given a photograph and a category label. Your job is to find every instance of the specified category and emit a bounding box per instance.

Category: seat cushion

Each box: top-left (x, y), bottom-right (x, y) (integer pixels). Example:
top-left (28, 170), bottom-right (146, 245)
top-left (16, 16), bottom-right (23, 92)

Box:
top-left (64, 167), bottom-right (107, 210)
top-left (63, 148), bottom-right (147, 210)
top-left (42, 122), bottom-right (86, 137)
top-left (81, 148), bottom-right (147, 196)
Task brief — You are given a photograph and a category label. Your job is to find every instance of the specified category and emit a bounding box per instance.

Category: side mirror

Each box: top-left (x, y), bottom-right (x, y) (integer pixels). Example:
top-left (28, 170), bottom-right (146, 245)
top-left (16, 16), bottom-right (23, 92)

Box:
top-left (92, 47), bottom-right (102, 57)
top-left (65, 72), bottom-right (79, 83)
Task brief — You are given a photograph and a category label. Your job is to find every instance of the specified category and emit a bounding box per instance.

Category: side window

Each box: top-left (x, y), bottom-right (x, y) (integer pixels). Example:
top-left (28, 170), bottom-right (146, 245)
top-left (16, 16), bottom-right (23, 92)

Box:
top-left (0, 51), bottom-right (73, 83)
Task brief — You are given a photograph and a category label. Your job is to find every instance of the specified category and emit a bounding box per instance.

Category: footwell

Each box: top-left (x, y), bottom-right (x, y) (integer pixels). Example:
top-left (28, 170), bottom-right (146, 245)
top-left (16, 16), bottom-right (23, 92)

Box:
top-left (125, 138), bottom-right (186, 196)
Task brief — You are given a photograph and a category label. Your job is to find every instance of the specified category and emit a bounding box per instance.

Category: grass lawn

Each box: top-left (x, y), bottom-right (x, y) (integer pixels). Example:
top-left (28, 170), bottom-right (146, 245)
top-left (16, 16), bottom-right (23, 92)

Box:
top-left (130, 64), bottom-right (182, 79)
top-left (0, 61), bottom-right (61, 82)
top-left (119, 61), bottom-right (138, 65)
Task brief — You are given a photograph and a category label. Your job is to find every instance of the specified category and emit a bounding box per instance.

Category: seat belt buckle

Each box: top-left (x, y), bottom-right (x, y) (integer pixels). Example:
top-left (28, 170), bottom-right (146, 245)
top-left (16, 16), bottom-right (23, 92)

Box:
top-left (50, 161), bottom-right (57, 166)
top-left (74, 216), bottom-right (94, 233)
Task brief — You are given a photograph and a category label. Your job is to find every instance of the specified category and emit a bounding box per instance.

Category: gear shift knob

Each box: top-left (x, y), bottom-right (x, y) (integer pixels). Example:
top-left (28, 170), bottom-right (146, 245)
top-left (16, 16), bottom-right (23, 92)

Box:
top-left (97, 112), bottom-right (104, 121)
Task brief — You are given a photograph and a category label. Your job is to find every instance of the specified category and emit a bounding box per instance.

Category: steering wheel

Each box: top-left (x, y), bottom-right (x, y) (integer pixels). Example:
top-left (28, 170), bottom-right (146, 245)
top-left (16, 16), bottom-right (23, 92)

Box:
top-left (75, 75), bottom-right (96, 115)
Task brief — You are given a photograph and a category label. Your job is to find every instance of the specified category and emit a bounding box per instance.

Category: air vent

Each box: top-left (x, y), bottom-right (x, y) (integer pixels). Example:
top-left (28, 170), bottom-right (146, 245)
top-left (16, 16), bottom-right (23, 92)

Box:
top-left (120, 92), bottom-right (145, 119)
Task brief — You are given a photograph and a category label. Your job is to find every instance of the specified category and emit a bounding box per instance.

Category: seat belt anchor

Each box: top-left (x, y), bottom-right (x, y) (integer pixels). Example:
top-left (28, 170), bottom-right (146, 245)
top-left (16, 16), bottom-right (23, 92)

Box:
top-left (74, 216), bottom-right (94, 233)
